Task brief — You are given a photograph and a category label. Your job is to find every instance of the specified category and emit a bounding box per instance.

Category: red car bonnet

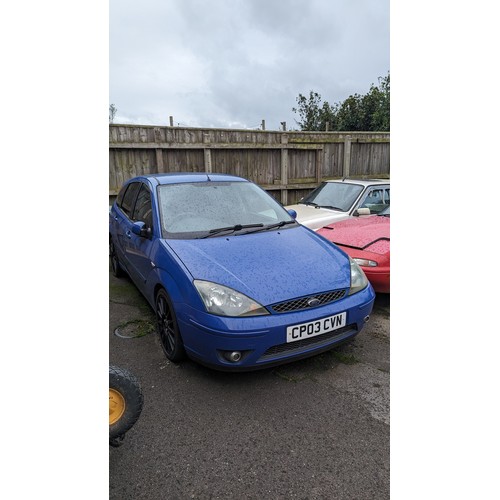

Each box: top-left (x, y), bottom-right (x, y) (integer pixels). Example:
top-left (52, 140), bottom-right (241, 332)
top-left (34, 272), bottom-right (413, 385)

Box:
top-left (318, 216), bottom-right (390, 253)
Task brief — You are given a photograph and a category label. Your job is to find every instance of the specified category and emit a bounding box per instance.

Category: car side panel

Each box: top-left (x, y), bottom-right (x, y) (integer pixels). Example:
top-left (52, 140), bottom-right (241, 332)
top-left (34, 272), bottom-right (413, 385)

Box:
top-left (141, 242), bottom-right (201, 311)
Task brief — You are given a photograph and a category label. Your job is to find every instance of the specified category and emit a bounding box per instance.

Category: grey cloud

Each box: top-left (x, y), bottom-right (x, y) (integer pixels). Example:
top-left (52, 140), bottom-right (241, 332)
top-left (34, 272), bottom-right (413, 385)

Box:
top-left (110, 0), bottom-right (389, 129)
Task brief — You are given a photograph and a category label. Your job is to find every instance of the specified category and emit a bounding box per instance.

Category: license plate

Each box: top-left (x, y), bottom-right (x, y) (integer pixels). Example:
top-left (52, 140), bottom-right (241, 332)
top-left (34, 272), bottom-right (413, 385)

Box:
top-left (286, 312), bottom-right (347, 343)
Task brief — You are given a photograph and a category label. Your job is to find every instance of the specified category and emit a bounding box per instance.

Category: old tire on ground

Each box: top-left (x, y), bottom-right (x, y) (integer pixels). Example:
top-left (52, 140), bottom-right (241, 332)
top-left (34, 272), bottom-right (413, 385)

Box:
top-left (109, 237), bottom-right (124, 278)
top-left (155, 288), bottom-right (186, 362)
top-left (109, 365), bottom-right (144, 441)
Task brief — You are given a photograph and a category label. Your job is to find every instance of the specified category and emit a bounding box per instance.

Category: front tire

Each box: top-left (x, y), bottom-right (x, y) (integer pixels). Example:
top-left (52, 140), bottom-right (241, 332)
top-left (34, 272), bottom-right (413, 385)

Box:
top-left (109, 365), bottom-right (144, 442)
top-left (155, 289), bottom-right (186, 362)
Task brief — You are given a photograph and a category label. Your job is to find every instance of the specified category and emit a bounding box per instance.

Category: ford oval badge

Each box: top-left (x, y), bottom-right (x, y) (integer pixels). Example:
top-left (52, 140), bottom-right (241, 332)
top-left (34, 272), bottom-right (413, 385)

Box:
top-left (307, 298), bottom-right (321, 307)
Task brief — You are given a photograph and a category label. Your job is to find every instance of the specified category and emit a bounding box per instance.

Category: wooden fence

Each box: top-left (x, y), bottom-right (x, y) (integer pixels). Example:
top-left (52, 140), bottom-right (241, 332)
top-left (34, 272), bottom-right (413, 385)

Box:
top-left (109, 124), bottom-right (390, 205)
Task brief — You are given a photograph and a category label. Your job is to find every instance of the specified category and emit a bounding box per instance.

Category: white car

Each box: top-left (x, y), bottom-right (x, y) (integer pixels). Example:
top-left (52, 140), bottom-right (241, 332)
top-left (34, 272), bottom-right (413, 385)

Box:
top-left (286, 178), bottom-right (390, 230)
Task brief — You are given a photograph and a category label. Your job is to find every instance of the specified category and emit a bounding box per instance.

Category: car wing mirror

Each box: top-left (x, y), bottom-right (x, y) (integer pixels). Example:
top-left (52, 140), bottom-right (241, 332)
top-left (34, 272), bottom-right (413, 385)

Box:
top-left (287, 209), bottom-right (297, 219)
top-left (131, 221), bottom-right (151, 238)
top-left (354, 208), bottom-right (371, 216)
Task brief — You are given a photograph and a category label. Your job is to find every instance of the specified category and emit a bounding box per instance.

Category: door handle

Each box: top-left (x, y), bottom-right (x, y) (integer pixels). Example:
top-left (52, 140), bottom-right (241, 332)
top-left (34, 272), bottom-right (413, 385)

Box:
top-left (114, 216), bottom-right (118, 221)
top-left (126, 230), bottom-right (132, 239)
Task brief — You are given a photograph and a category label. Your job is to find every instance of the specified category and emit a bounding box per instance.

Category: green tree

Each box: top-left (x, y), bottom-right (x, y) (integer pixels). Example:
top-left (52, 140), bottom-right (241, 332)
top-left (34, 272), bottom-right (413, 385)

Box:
top-left (369, 73), bottom-right (390, 131)
top-left (293, 73), bottom-right (390, 132)
top-left (292, 91), bottom-right (337, 131)
top-left (335, 94), bottom-right (364, 131)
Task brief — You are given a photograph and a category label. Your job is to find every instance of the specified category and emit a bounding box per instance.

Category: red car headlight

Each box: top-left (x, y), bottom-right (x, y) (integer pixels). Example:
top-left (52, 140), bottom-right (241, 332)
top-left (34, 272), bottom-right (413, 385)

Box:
top-left (353, 258), bottom-right (378, 267)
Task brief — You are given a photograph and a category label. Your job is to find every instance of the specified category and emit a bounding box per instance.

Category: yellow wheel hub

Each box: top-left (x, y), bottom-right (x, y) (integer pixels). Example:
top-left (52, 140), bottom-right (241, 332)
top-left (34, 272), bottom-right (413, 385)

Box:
top-left (109, 388), bottom-right (126, 425)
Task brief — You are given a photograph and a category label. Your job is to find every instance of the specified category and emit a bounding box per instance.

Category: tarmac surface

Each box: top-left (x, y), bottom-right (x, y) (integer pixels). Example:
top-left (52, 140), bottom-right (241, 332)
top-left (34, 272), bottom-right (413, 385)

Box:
top-left (109, 269), bottom-right (390, 500)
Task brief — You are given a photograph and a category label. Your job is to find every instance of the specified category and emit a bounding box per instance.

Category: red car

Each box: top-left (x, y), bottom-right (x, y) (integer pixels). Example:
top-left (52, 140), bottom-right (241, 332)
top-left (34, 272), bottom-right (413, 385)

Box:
top-left (317, 206), bottom-right (390, 293)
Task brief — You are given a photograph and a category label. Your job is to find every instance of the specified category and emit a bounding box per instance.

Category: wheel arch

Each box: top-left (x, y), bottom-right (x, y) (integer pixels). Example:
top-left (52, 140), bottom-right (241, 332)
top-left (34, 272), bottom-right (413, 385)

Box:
top-left (149, 266), bottom-right (195, 308)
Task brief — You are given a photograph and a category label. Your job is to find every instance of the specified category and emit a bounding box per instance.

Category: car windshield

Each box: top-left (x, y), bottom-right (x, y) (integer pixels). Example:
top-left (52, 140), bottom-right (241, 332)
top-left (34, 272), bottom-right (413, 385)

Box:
top-left (157, 181), bottom-right (295, 239)
top-left (299, 182), bottom-right (364, 212)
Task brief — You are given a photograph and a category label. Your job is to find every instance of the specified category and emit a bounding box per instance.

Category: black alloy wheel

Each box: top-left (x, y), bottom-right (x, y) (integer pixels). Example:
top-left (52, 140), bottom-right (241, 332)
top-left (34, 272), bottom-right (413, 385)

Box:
top-left (155, 289), bottom-right (186, 362)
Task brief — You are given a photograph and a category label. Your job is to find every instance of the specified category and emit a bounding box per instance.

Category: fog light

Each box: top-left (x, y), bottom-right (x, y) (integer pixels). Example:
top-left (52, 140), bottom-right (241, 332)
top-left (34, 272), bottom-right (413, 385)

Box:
top-left (223, 351), bottom-right (242, 363)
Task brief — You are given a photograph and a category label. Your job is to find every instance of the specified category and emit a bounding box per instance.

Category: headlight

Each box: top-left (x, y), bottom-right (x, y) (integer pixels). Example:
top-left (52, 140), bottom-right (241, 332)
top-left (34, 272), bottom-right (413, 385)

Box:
top-left (353, 258), bottom-right (378, 267)
top-left (193, 280), bottom-right (270, 317)
top-left (348, 257), bottom-right (369, 295)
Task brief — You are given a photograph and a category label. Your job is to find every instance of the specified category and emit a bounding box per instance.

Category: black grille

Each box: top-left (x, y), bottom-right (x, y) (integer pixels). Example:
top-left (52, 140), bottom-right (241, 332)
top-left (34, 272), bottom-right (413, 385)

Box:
top-left (270, 289), bottom-right (347, 314)
top-left (260, 324), bottom-right (356, 360)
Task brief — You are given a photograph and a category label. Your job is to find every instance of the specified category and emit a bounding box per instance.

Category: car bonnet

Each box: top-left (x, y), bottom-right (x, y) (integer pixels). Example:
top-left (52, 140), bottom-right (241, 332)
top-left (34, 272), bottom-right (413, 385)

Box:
top-left (164, 226), bottom-right (351, 306)
top-left (285, 204), bottom-right (349, 230)
top-left (317, 216), bottom-right (390, 252)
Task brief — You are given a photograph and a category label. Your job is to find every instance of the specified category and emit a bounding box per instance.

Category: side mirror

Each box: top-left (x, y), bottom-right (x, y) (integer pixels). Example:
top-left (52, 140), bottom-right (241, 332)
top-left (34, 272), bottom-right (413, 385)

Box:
top-left (354, 208), bottom-right (371, 217)
top-left (287, 209), bottom-right (297, 219)
top-left (131, 221), bottom-right (151, 238)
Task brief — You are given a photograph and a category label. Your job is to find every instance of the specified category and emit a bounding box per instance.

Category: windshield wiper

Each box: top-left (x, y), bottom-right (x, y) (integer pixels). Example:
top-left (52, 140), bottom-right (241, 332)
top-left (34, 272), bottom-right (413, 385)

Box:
top-left (200, 223), bottom-right (264, 238)
top-left (299, 201), bottom-right (318, 206)
top-left (318, 205), bottom-right (344, 211)
top-left (242, 220), bottom-right (296, 234)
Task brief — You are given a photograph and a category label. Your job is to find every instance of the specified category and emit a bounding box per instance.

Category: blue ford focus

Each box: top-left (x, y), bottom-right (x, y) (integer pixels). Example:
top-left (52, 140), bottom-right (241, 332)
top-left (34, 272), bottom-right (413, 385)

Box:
top-left (109, 173), bottom-right (375, 371)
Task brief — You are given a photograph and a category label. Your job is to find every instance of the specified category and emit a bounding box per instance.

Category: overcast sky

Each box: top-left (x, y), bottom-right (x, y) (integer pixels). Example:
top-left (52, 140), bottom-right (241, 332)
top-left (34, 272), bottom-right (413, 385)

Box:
top-left (110, 0), bottom-right (389, 130)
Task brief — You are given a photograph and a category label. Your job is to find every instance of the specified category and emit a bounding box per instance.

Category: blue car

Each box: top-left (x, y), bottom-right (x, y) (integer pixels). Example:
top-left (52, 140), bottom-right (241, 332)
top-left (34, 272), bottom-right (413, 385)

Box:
top-left (109, 173), bottom-right (375, 371)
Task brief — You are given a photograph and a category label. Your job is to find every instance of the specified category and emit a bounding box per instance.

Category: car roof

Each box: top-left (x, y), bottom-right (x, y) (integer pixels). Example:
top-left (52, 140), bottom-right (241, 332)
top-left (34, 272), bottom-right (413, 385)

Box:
top-left (137, 172), bottom-right (247, 185)
top-left (324, 178), bottom-right (389, 186)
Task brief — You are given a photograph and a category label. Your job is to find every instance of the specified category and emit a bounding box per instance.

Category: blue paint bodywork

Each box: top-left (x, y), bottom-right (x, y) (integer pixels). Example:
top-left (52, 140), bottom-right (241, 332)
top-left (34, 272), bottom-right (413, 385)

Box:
top-left (109, 173), bottom-right (375, 371)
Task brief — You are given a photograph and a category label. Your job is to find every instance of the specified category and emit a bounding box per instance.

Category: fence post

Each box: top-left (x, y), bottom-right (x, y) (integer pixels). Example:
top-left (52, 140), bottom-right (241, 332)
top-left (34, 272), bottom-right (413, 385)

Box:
top-left (156, 149), bottom-right (164, 173)
top-left (169, 116), bottom-right (174, 127)
top-left (343, 135), bottom-right (352, 178)
top-left (204, 149), bottom-right (212, 173)
top-left (281, 133), bottom-right (288, 205)
top-left (316, 148), bottom-right (323, 184)
top-left (261, 120), bottom-right (266, 131)
top-left (203, 133), bottom-right (212, 173)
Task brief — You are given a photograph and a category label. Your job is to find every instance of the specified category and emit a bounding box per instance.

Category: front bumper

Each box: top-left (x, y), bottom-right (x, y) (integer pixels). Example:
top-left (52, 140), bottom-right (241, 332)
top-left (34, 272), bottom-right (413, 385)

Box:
top-left (363, 266), bottom-right (390, 294)
top-left (176, 285), bottom-right (375, 371)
